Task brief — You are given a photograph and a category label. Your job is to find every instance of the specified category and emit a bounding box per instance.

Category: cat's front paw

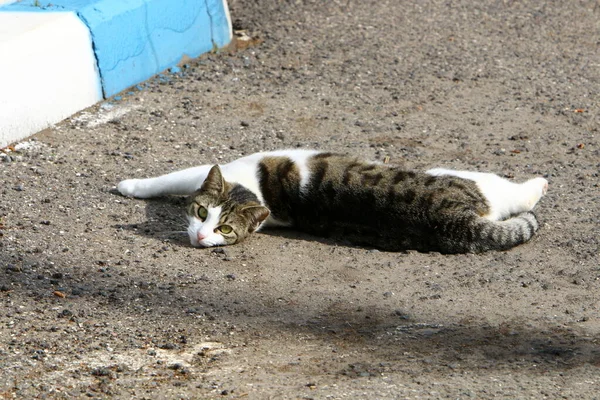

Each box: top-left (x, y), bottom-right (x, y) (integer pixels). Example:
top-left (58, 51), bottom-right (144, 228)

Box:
top-left (117, 179), bottom-right (142, 198)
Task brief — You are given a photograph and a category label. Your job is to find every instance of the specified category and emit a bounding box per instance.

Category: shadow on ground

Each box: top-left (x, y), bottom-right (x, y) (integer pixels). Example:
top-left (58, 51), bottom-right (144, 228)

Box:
top-left (1, 247), bottom-right (598, 375)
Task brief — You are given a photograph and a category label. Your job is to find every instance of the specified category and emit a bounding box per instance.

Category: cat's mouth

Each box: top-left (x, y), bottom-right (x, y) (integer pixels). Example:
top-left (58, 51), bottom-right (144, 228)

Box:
top-left (188, 232), bottom-right (223, 248)
top-left (189, 236), bottom-right (209, 248)
top-left (195, 241), bottom-right (218, 248)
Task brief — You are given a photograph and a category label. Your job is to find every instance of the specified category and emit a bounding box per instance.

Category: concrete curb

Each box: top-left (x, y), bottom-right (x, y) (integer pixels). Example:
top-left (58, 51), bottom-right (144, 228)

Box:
top-left (0, 0), bottom-right (232, 147)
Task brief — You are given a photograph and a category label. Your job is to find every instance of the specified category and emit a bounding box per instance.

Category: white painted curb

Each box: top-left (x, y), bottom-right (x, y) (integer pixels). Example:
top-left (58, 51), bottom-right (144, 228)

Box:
top-left (0, 12), bottom-right (102, 147)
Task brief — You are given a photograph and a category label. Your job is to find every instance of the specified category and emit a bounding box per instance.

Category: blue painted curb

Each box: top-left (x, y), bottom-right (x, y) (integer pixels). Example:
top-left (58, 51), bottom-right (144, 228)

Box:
top-left (1, 0), bottom-right (232, 98)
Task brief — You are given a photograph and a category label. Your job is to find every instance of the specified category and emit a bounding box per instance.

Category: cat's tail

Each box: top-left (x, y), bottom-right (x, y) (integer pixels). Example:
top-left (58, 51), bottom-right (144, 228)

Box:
top-left (469, 212), bottom-right (540, 253)
top-left (439, 212), bottom-right (540, 253)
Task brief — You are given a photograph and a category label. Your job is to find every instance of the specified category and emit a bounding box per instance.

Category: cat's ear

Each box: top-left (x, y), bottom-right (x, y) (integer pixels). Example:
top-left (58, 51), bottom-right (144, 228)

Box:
top-left (242, 205), bottom-right (270, 233)
top-left (201, 165), bottom-right (225, 195)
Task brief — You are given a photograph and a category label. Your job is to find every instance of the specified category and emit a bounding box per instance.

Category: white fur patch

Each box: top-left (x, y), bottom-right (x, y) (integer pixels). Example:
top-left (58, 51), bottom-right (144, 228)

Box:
top-left (187, 206), bottom-right (225, 247)
top-left (269, 149), bottom-right (319, 190)
top-left (219, 149), bottom-right (320, 202)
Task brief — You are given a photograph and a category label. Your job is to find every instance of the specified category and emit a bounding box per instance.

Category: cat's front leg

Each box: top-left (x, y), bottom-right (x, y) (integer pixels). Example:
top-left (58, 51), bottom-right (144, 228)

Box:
top-left (117, 178), bottom-right (161, 198)
top-left (118, 165), bottom-right (214, 198)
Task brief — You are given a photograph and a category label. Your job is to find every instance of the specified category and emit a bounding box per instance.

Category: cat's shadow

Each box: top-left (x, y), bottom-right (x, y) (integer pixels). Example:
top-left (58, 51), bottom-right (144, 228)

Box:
top-left (114, 195), bottom-right (347, 249)
top-left (114, 196), bottom-right (191, 247)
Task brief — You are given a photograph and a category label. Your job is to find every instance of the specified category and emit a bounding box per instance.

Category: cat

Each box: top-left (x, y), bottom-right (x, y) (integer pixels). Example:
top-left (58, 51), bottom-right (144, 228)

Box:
top-left (117, 149), bottom-right (548, 253)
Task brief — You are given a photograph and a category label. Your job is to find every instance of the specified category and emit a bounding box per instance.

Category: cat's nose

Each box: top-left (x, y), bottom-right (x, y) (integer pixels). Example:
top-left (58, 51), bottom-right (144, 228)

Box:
top-left (197, 232), bottom-right (207, 241)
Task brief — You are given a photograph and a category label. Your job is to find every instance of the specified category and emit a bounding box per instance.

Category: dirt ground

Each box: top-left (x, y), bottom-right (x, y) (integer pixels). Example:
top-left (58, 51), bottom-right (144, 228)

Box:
top-left (1, 0), bottom-right (599, 398)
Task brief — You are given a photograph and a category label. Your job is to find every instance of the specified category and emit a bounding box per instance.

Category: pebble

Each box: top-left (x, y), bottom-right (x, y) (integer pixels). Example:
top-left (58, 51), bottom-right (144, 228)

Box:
top-left (5, 264), bottom-right (22, 273)
top-left (90, 367), bottom-right (115, 378)
top-left (211, 248), bottom-right (228, 256)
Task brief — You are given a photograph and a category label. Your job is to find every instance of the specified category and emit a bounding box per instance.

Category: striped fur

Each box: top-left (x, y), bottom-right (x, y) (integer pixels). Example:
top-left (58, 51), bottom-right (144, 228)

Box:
top-left (118, 150), bottom-right (547, 253)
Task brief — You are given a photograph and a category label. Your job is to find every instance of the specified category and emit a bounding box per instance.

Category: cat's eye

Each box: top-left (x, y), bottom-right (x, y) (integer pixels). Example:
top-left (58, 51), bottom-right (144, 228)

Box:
top-left (197, 206), bottom-right (208, 220)
top-left (217, 225), bottom-right (233, 234)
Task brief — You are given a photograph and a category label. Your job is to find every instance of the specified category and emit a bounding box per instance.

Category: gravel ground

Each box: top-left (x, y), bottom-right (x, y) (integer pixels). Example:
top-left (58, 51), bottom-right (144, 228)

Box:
top-left (1, 0), bottom-right (599, 398)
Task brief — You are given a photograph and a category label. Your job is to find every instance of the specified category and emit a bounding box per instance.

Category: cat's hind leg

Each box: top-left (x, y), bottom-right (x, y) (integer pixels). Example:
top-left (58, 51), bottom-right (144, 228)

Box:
top-left (427, 168), bottom-right (548, 220)
top-left (476, 175), bottom-right (548, 220)
top-left (118, 165), bottom-right (214, 198)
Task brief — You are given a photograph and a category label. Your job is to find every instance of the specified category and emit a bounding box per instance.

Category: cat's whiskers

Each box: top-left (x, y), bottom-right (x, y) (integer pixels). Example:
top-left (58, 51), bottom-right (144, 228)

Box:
top-left (156, 230), bottom-right (188, 239)
top-left (157, 215), bottom-right (190, 238)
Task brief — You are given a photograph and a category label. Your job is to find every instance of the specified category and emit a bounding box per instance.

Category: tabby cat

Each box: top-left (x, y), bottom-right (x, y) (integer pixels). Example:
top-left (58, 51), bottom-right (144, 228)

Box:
top-left (117, 150), bottom-right (548, 253)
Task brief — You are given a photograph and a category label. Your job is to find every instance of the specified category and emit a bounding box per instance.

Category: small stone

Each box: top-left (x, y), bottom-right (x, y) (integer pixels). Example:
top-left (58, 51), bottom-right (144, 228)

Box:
top-left (90, 367), bottom-right (114, 378)
top-left (5, 264), bottom-right (22, 273)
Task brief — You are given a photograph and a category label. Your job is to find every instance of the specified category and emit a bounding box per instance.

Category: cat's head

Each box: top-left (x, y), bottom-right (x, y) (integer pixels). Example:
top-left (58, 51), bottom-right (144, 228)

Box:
top-left (186, 165), bottom-right (270, 247)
